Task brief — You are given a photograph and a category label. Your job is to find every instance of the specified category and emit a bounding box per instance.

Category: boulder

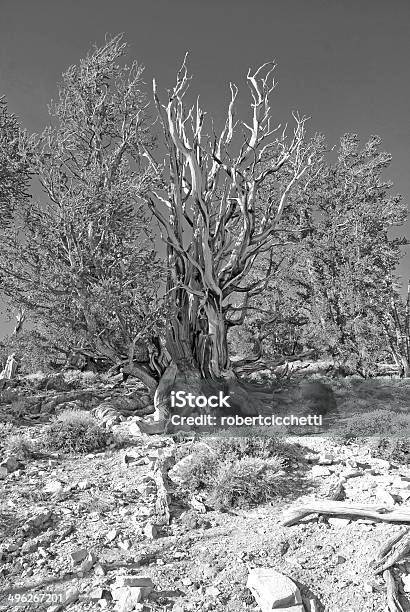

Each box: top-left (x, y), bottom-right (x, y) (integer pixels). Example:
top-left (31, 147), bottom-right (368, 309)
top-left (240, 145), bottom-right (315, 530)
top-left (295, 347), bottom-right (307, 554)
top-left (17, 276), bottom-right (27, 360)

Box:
top-left (246, 568), bottom-right (302, 611)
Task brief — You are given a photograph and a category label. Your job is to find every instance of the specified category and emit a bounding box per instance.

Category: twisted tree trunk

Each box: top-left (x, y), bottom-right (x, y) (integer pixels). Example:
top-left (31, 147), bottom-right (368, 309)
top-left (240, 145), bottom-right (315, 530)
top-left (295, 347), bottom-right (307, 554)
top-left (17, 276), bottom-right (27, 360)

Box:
top-left (147, 59), bottom-right (316, 429)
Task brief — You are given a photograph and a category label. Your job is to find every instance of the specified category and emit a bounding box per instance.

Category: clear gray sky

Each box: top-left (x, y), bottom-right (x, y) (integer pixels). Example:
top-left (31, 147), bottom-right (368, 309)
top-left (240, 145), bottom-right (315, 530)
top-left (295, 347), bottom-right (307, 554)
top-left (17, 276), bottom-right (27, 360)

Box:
top-left (0, 0), bottom-right (409, 337)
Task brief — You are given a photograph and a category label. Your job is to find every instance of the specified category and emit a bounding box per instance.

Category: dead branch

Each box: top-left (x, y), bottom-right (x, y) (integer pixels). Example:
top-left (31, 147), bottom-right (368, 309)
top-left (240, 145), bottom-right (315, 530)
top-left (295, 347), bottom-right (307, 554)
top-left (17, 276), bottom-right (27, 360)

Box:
top-left (383, 569), bottom-right (406, 612)
top-left (152, 452), bottom-right (175, 526)
top-left (282, 500), bottom-right (410, 528)
top-left (371, 528), bottom-right (410, 575)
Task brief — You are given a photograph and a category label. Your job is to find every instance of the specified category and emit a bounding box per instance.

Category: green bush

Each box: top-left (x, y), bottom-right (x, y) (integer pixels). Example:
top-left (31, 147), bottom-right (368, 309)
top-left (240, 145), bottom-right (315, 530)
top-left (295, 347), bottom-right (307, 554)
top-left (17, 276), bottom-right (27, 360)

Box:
top-left (42, 409), bottom-right (110, 453)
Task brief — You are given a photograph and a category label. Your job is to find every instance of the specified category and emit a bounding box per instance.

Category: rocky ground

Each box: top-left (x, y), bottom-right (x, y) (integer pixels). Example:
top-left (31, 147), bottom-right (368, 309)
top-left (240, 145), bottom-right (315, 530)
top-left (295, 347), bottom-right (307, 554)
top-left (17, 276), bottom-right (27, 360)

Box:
top-left (1, 371), bottom-right (410, 612)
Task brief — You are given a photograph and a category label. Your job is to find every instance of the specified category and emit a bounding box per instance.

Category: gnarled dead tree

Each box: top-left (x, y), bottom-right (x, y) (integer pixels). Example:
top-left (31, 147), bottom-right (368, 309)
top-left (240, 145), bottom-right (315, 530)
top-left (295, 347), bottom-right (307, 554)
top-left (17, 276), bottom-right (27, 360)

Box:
top-left (147, 57), bottom-right (318, 415)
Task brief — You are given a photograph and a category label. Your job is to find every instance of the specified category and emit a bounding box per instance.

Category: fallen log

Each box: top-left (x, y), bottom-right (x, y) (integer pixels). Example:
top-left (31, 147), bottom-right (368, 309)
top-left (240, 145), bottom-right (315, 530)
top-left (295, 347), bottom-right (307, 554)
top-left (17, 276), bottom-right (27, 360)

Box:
top-left (383, 569), bottom-right (406, 612)
top-left (282, 501), bottom-right (410, 527)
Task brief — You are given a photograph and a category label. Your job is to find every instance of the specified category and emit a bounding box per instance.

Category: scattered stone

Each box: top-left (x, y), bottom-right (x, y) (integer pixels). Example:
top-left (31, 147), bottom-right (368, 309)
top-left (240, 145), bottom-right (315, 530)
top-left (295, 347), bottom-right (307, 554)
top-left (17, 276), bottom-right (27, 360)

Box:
top-left (246, 568), bottom-right (302, 611)
top-left (79, 551), bottom-right (97, 574)
top-left (94, 563), bottom-right (107, 576)
top-left (393, 478), bottom-right (410, 490)
top-left (403, 574), bottom-right (410, 593)
top-left (44, 480), bottom-right (64, 494)
top-left (318, 453), bottom-right (334, 466)
top-left (123, 450), bottom-right (143, 466)
top-left (205, 586), bottom-right (220, 598)
top-left (311, 465), bottom-right (331, 477)
top-left (0, 455), bottom-right (22, 474)
top-left (115, 576), bottom-right (154, 588)
top-left (328, 518), bottom-right (350, 528)
top-left (375, 487), bottom-right (396, 506)
top-left (70, 548), bottom-right (89, 565)
top-left (118, 539), bottom-right (131, 551)
top-left (23, 509), bottom-right (52, 532)
top-left (106, 528), bottom-right (119, 542)
top-left (273, 606), bottom-right (304, 611)
top-left (21, 539), bottom-right (39, 554)
top-left (371, 459), bottom-right (391, 471)
top-left (89, 588), bottom-right (112, 601)
top-left (189, 496), bottom-right (207, 514)
top-left (128, 422), bottom-right (144, 436)
top-left (61, 586), bottom-right (80, 607)
top-left (341, 469), bottom-right (363, 479)
top-left (143, 523), bottom-right (158, 539)
top-left (112, 586), bottom-right (150, 612)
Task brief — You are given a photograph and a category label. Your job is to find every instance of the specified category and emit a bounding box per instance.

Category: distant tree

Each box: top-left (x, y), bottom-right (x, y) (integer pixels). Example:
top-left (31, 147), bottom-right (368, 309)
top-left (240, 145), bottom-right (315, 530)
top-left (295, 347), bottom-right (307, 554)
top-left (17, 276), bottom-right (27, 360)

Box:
top-left (279, 134), bottom-right (406, 376)
top-left (0, 97), bottom-right (32, 226)
top-left (230, 134), bottom-right (407, 378)
top-left (0, 36), bottom-right (166, 390)
top-left (0, 328), bottom-right (67, 374)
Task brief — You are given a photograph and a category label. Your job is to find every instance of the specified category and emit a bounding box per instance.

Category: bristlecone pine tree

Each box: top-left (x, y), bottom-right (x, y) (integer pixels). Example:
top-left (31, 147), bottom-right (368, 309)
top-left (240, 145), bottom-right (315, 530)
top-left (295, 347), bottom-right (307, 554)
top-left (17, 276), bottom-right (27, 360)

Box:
top-left (146, 56), bottom-right (319, 417)
top-left (0, 36), bottom-right (166, 391)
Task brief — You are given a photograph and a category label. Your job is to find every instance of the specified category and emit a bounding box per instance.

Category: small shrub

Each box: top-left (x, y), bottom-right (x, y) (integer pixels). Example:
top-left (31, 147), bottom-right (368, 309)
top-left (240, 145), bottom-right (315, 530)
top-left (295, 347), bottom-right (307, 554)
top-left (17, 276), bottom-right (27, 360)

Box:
top-left (334, 409), bottom-right (410, 439)
top-left (173, 434), bottom-right (293, 510)
top-left (206, 434), bottom-right (281, 461)
top-left (0, 422), bottom-right (19, 449)
top-left (2, 433), bottom-right (37, 458)
top-left (42, 409), bottom-right (110, 453)
top-left (369, 437), bottom-right (409, 463)
top-left (63, 370), bottom-right (99, 387)
top-left (173, 446), bottom-right (219, 491)
top-left (210, 456), bottom-right (285, 510)
top-left (331, 409), bottom-right (410, 464)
